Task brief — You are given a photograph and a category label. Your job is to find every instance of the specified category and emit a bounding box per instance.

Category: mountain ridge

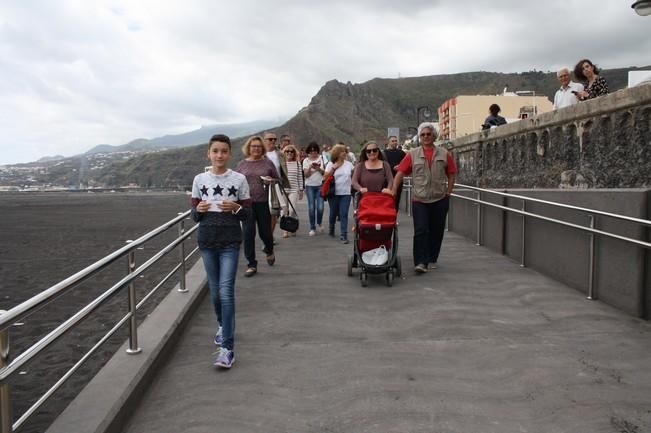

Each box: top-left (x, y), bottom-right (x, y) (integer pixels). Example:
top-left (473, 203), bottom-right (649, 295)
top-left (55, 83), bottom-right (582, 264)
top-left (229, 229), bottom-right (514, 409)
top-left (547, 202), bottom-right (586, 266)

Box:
top-left (3, 66), bottom-right (647, 189)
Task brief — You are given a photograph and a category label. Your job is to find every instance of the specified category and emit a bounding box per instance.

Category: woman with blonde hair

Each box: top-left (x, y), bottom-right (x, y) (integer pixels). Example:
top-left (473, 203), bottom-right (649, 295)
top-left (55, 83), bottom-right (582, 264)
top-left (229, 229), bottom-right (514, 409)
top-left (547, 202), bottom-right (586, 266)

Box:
top-left (280, 144), bottom-right (305, 238)
top-left (235, 136), bottom-right (279, 277)
top-left (323, 143), bottom-right (354, 243)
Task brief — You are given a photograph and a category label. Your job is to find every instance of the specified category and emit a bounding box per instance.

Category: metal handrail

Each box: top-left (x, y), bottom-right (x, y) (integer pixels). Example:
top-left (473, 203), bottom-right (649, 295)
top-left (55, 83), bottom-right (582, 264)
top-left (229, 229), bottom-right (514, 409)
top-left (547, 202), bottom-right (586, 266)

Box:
top-left (450, 185), bottom-right (650, 303)
top-left (452, 191), bottom-right (651, 249)
top-left (0, 209), bottom-right (199, 432)
top-left (0, 211), bottom-right (192, 332)
top-left (455, 183), bottom-right (651, 227)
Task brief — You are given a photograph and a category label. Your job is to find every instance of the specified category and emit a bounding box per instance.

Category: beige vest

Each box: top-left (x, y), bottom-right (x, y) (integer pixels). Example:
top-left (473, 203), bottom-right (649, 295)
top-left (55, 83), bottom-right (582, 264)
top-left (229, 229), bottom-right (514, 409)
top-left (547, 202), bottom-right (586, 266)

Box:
top-left (410, 146), bottom-right (448, 203)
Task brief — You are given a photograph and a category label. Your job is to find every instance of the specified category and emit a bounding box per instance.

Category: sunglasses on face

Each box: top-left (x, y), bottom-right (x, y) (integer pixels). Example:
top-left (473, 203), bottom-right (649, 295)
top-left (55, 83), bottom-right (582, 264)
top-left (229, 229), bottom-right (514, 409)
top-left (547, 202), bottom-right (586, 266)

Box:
top-left (284, 150), bottom-right (295, 154)
top-left (365, 148), bottom-right (379, 154)
top-left (266, 138), bottom-right (277, 141)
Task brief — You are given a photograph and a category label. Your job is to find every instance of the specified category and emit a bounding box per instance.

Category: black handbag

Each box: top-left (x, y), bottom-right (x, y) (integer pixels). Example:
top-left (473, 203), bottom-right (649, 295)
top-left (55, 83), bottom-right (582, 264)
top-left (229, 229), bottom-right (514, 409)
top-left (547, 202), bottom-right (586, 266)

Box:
top-left (278, 184), bottom-right (300, 233)
top-left (279, 214), bottom-right (299, 233)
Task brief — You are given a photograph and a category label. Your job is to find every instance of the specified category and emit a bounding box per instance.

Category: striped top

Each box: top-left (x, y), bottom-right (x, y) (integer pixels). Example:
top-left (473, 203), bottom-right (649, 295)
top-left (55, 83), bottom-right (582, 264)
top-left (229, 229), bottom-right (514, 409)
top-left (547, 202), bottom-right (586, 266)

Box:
top-left (285, 160), bottom-right (305, 194)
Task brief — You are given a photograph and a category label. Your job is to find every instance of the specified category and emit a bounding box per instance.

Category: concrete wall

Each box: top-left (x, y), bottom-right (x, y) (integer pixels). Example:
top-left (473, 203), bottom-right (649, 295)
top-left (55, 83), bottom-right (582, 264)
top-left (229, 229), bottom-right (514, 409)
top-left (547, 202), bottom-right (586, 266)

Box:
top-left (449, 189), bottom-right (650, 319)
top-left (449, 84), bottom-right (651, 189)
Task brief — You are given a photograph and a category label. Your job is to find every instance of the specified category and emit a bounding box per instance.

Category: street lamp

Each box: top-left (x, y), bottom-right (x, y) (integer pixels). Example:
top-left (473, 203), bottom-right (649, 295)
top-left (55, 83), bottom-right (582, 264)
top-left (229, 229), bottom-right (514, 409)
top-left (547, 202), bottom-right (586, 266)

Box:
top-left (632, 0), bottom-right (651, 15)
top-left (417, 105), bottom-right (433, 126)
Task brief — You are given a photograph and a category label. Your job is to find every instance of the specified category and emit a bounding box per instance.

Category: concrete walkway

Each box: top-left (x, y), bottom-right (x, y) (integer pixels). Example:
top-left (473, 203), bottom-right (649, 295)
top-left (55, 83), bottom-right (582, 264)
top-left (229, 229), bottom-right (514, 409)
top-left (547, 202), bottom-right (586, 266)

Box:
top-left (123, 202), bottom-right (651, 433)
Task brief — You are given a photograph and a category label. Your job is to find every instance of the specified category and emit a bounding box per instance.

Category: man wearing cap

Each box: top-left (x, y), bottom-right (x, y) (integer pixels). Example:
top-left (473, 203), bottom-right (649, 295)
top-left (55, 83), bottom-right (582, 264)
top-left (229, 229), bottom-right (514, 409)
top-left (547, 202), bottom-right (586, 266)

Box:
top-left (392, 123), bottom-right (456, 274)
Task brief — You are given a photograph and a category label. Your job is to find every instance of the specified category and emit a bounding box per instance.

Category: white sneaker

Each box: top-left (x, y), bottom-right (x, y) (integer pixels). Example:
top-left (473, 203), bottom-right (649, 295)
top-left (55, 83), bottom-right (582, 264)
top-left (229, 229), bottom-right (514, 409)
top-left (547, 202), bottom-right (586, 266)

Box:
top-left (308, 230), bottom-right (316, 236)
top-left (317, 225), bottom-right (324, 233)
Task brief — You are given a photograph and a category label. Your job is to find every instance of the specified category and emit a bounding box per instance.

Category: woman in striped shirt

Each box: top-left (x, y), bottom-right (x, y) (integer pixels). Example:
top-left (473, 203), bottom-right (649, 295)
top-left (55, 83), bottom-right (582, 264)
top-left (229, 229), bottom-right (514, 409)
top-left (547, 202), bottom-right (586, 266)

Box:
top-left (281, 144), bottom-right (305, 238)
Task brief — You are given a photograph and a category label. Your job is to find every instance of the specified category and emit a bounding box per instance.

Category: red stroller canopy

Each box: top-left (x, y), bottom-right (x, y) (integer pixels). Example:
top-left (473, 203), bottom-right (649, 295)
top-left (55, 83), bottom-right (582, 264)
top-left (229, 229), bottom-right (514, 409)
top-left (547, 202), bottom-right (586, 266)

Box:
top-left (356, 192), bottom-right (397, 226)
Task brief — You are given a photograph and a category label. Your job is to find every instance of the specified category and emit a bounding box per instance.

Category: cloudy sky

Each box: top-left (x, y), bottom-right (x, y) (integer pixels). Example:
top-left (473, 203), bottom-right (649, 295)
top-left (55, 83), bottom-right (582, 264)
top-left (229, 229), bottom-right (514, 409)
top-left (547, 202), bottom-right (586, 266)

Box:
top-left (1, 1), bottom-right (649, 164)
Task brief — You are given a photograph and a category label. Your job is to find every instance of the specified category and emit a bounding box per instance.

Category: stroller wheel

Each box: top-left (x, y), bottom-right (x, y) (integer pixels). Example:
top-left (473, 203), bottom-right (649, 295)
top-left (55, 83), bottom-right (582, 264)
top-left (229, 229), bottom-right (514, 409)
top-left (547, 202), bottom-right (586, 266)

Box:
top-left (386, 271), bottom-right (394, 287)
top-left (347, 255), bottom-right (354, 277)
top-left (395, 256), bottom-right (402, 277)
top-left (360, 272), bottom-right (368, 287)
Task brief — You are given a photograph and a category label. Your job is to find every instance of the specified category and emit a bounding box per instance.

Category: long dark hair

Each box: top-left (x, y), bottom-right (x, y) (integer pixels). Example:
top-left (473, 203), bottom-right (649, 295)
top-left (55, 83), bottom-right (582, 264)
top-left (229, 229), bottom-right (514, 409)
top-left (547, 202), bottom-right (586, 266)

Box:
top-left (574, 59), bottom-right (599, 82)
top-left (359, 141), bottom-right (385, 162)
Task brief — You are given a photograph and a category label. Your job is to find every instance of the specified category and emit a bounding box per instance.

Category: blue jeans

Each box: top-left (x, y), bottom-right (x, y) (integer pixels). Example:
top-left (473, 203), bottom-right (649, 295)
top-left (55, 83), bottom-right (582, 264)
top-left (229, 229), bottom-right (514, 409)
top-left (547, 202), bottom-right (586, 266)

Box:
top-left (328, 194), bottom-right (352, 240)
top-left (411, 196), bottom-right (449, 266)
top-left (200, 244), bottom-right (239, 351)
top-left (305, 185), bottom-right (324, 230)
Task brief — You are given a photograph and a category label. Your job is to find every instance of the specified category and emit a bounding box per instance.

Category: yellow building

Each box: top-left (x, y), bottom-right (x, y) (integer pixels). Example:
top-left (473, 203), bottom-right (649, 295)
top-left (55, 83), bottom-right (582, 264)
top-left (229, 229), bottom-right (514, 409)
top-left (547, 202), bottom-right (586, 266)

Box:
top-left (437, 94), bottom-right (553, 140)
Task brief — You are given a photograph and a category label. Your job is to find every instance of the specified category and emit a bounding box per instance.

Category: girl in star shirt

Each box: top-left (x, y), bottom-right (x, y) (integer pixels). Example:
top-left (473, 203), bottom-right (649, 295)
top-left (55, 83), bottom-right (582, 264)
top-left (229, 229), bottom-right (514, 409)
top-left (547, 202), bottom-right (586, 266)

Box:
top-left (191, 134), bottom-right (251, 369)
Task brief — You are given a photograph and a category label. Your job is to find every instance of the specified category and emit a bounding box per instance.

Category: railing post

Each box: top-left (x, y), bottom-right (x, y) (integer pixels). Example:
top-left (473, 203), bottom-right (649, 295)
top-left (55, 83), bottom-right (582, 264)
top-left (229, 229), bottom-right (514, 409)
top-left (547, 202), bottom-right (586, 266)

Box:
top-left (520, 201), bottom-right (526, 267)
top-left (475, 191), bottom-right (482, 246)
top-left (405, 177), bottom-right (412, 216)
top-left (125, 241), bottom-right (141, 354)
top-left (0, 311), bottom-right (12, 433)
top-left (446, 189), bottom-right (453, 232)
top-left (177, 213), bottom-right (188, 293)
top-left (587, 215), bottom-right (597, 300)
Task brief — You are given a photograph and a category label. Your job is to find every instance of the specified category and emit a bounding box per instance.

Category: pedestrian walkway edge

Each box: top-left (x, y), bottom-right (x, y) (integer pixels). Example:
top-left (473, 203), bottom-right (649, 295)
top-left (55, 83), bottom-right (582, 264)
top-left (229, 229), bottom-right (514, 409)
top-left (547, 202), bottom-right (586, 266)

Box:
top-left (45, 260), bottom-right (208, 433)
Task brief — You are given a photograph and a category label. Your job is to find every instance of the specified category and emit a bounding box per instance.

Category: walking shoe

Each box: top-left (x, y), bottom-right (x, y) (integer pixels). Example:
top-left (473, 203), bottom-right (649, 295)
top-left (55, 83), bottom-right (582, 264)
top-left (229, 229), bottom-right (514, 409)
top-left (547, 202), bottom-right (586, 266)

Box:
top-left (214, 327), bottom-right (223, 346)
top-left (414, 264), bottom-right (428, 274)
top-left (308, 229), bottom-right (316, 236)
top-left (340, 237), bottom-right (349, 244)
top-left (317, 225), bottom-right (324, 233)
top-left (245, 267), bottom-right (257, 277)
top-left (266, 254), bottom-right (275, 266)
top-left (214, 347), bottom-right (235, 369)
top-left (282, 231), bottom-right (289, 238)
top-left (428, 262), bottom-right (438, 270)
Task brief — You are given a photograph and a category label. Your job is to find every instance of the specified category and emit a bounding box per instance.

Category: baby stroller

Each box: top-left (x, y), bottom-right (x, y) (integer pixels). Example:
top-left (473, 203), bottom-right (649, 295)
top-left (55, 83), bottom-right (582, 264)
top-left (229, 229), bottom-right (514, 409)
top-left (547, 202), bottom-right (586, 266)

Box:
top-left (347, 192), bottom-right (401, 287)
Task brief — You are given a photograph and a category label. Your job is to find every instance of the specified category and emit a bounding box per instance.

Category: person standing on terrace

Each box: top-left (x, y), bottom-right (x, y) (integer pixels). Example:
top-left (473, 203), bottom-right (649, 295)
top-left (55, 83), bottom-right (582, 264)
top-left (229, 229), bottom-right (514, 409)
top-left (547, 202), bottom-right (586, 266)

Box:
top-left (553, 67), bottom-right (584, 109)
top-left (191, 134), bottom-right (251, 369)
top-left (392, 123), bottom-right (456, 274)
top-left (574, 59), bottom-right (609, 100)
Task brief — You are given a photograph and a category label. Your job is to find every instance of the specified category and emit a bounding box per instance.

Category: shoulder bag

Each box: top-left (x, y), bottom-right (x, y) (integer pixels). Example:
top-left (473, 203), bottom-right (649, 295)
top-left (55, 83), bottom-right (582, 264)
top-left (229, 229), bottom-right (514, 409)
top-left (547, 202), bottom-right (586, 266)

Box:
top-left (278, 184), bottom-right (299, 233)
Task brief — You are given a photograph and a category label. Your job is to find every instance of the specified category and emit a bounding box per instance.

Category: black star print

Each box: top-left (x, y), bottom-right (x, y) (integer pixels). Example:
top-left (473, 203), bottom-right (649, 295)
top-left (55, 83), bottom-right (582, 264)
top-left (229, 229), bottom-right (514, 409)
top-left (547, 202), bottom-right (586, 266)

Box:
top-left (227, 185), bottom-right (238, 197)
top-left (213, 185), bottom-right (223, 196)
top-left (200, 185), bottom-right (209, 197)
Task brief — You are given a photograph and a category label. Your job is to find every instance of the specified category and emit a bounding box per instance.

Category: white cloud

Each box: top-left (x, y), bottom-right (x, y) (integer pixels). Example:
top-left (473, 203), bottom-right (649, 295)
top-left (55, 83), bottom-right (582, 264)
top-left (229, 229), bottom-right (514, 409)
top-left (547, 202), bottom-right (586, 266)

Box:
top-left (0, 0), bottom-right (649, 164)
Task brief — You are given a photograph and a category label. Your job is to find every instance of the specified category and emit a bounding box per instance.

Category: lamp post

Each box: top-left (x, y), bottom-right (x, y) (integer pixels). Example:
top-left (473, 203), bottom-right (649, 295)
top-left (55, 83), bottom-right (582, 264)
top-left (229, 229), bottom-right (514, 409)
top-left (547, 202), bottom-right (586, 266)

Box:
top-left (515, 90), bottom-right (537, 116)
top-left (632, 0), bottom-right (651, 15)
top-left (416, 105), bottom-right (432, 126)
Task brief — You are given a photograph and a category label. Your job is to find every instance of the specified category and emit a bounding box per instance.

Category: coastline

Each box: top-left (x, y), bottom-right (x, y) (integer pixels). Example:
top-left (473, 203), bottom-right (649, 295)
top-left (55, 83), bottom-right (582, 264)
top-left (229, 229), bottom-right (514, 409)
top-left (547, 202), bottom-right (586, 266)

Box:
top-left (0, 191), bottom-right (198, 433)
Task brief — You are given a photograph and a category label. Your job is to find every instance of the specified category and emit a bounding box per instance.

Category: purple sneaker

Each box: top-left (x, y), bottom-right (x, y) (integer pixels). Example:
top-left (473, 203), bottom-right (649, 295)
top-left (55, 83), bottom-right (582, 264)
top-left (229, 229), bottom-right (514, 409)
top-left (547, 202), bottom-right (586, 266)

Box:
top-left (214, 348), bottom-right (235, 369)
top-left (214, 327), bottom-right (223, 346)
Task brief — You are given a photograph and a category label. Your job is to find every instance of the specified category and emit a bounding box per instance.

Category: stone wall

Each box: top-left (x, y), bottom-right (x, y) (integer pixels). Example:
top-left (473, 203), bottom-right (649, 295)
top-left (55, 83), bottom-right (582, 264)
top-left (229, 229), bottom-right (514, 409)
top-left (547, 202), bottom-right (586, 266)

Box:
top-left (449, 84), bottom-right (651, 189)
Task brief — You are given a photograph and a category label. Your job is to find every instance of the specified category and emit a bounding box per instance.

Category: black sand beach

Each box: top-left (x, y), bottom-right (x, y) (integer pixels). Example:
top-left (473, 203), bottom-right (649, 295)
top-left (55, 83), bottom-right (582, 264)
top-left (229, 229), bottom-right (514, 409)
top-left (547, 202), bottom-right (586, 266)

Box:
top-left (0, 191), bottom-right (197, 432)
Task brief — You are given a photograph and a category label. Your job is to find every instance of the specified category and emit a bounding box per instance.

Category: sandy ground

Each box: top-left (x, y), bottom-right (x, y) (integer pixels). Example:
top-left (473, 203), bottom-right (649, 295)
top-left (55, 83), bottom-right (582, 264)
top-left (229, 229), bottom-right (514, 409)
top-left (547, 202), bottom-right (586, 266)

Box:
top-left (0, 191), bottom-right (198, 433)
